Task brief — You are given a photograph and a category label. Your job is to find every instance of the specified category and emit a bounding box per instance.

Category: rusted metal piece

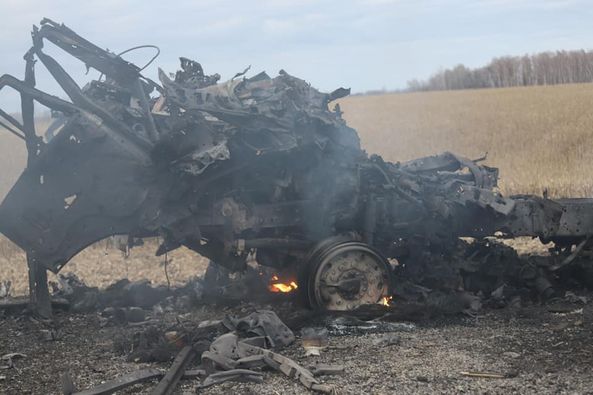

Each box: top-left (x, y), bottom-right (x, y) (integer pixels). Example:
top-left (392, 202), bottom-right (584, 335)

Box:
top-left (2, 19), bottom-right (593, 313)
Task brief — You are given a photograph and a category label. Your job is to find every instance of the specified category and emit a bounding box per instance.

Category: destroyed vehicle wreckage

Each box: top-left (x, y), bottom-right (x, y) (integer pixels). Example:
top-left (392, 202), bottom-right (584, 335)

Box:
top-left (1, 19), bottom-right (593, 317)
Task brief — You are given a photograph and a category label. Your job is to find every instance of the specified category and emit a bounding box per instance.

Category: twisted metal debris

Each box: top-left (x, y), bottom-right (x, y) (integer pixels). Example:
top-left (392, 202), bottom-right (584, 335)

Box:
top-left (1, 19), bottom-right (593, 317)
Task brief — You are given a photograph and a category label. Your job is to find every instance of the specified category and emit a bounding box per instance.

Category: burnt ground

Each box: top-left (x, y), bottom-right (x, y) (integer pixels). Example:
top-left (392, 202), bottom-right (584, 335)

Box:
top-left (1, 297), bottom-right (592, 395)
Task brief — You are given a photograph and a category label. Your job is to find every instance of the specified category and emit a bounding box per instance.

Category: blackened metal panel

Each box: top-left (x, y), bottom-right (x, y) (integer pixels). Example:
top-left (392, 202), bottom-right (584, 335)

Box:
top-left (0, 114), bottom-right (153, 272)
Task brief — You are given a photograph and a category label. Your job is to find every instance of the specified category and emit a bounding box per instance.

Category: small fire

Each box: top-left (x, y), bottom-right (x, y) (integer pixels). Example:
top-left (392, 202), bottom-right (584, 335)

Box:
top-left (269, 275), bottom-right (299, 293)
top-left (380, 296), bottom-right (393, 306)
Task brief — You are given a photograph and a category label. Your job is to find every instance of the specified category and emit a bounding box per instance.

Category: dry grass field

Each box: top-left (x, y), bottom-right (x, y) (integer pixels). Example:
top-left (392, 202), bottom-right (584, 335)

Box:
top-left (339, 83), bottom-right (593, 198)
top-left (0, 129), bottom-right (26, 200)
top-left (2, 83), bottom-right (593, 295)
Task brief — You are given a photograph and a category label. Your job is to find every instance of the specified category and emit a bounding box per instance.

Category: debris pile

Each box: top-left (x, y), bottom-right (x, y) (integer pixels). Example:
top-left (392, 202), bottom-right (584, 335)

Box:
top-left (73, 309), bottom-right (371, 393)
top-left (393, 238), bottom-right (559, 313)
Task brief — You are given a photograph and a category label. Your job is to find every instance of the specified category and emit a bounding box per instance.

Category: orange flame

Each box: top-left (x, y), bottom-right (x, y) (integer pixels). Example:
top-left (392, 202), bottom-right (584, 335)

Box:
top-left (269, 275), bottom-right (299, 293)
top-left (380, 296), bottom-right (393, 306)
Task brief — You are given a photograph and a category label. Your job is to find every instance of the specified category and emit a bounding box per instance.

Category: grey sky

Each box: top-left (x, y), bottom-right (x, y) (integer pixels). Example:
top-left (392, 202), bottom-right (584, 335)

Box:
top-left (1, 0), bottom-right (592, 111)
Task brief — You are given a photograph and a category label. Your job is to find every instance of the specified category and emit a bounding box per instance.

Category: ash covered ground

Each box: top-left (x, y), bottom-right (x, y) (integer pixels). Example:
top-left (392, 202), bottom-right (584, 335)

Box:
top-left (1, 296), bottom-right (592, 394)
top-left (1, 240), bottom-right (592, 395)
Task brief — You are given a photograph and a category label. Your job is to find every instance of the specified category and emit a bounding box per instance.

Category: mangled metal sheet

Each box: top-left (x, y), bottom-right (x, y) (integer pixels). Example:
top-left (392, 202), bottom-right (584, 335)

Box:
top-left (1, 18), bottom-right (592, 313)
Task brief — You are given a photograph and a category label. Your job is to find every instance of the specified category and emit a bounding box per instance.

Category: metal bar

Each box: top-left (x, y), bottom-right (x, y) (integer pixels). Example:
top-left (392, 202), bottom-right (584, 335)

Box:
top-left (32, 47), bottom-right (154, 150)
top-left (27, 255), bottom-right (52, 319)
top-left (150, 346), bottom-right (196, 395)
top-left (0, 74), bottom-right (152, 160)
top-left (72, 368), bottom-right (205, 395)
top-left (0, 74), bottom-right (81, 114)
top-left (21, 49), bottom-right (39, 166)
top-left (0, 108), bottom-right (25, 133)
top-left (550, 236), bottom-right (590, 271)
top-left (131, 78), bottom-right (159, 141)
top-left (37, 19), bottom-right (141, 85)
top-left (0, 119), bottom-right (25, 141)
top-left (73, 369), bottom-right (164, 395)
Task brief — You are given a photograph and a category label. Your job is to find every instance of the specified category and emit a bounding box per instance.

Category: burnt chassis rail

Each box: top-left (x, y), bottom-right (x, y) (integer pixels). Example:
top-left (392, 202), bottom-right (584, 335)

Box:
top-left (2, 19), bottom-right (593, 317)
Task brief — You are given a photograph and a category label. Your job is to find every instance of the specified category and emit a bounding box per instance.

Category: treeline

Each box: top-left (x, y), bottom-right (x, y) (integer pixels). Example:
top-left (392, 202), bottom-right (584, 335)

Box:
top-left (407, 50), bottom-right (593, 91)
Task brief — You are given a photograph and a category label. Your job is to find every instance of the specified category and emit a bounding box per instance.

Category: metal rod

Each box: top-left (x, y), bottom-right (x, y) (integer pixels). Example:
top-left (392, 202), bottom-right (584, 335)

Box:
top-left (151, 346), bottom-right (196, 395)
top-left (21, 49), bottom-right (38, 166)
top-left (0, 108), bottom-right (25, 133)
top-left (0, 119), bottom-right (25, 141)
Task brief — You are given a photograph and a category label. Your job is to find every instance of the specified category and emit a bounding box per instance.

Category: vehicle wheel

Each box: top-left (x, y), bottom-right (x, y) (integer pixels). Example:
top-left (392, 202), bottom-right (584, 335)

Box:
top-left (306, 240), bottom-right (391, 310)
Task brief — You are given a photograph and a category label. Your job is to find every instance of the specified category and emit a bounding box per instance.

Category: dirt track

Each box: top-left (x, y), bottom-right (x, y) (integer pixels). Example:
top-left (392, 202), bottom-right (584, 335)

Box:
top-left (1, 297), bottom-right (591, 394)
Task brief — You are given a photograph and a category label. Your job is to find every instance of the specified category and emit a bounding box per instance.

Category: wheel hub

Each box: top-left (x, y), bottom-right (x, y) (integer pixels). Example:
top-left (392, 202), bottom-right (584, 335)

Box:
top-left (308, 241), bottom-right (390, 311)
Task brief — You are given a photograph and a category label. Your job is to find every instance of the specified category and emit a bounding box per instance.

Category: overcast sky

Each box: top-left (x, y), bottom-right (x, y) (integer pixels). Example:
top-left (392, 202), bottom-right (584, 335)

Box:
top-left (0, 0), bottom-right (592, 111)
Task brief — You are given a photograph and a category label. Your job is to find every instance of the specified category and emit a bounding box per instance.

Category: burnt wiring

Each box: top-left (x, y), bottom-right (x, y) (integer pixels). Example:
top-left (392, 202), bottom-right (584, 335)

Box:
top-left (97, 45), bottom-right (161, 82)
top-left (117, 44), bottom-right (161, 71)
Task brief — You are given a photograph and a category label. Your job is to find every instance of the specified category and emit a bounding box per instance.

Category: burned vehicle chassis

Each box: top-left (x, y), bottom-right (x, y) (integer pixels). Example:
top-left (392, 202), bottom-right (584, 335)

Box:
top-left (2, 19), bottom-right (593, 317)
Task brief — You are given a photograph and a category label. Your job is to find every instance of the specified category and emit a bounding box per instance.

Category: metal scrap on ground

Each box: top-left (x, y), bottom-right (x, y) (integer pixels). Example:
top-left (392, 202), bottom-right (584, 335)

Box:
top-left (71, 309), bottom-right (346, 393)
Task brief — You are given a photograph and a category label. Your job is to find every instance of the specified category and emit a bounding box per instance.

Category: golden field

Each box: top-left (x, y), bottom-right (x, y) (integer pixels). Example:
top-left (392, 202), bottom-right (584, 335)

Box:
top-left (2, 83), bottom-right (593, 294)
top-left (339, 84), bottom-right (593, 198)
top-left (0, 129), bottom-right (26, 201)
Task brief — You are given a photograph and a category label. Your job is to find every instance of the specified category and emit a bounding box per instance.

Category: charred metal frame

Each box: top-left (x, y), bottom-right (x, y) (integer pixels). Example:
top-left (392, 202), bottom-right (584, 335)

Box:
top-left (2, 19), bottom-right (593, 316)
